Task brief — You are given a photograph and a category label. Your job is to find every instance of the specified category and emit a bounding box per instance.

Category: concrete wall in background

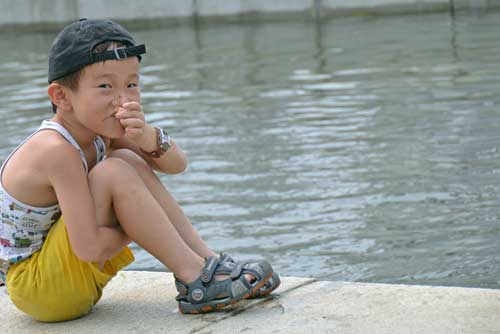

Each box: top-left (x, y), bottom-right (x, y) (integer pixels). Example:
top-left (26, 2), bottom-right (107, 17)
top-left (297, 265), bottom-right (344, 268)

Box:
top-left (0, 0), bottom-right (498, 29)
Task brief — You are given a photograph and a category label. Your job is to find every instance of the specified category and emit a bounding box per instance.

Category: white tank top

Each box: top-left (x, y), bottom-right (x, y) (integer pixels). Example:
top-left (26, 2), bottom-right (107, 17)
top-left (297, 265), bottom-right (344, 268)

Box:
top-left (0, 120), bottom-right (106, 284)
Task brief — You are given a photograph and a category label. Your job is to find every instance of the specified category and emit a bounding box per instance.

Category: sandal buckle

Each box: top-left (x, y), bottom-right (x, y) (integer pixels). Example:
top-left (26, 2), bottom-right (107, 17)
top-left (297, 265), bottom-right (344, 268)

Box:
top-left (191, 288), bottom-right (205, 302)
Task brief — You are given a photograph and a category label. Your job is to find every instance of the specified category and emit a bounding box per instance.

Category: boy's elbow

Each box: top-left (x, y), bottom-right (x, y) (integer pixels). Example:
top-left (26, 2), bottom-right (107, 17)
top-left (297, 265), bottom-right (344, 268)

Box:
top-left (72, 244), bottom-right (103, 263)
top-left (74, 253), bottom-right (98, 263)
top-left (177, 156), bottom-right (188, 173)
top-left (66, 221), bottom-right (105, 263)
top-left (168, 156), bottom-right (188, 174)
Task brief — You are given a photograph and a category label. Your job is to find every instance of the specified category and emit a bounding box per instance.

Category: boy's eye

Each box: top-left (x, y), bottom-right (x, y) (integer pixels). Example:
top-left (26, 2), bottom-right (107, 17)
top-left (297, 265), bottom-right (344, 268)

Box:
top-left (98, 83), bottom-right (111, 88)
top-left (128, 83), bottom-right (138, 88)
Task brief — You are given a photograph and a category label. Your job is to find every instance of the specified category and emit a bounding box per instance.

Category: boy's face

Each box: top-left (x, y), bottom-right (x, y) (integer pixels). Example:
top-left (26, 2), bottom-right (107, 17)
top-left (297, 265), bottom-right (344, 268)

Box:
top-left (68, 57), bottom-right (141, 138)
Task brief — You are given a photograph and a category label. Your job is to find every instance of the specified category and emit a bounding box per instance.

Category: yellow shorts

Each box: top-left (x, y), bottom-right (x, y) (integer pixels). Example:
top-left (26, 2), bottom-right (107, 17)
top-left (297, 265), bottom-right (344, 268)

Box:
top-left (6, 216), bottom-right (134, 322)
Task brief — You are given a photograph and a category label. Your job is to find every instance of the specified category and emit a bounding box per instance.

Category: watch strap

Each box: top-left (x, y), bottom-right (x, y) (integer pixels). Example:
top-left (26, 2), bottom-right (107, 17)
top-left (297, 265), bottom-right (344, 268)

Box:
top-left (140, 127), bottom-right (170, 158)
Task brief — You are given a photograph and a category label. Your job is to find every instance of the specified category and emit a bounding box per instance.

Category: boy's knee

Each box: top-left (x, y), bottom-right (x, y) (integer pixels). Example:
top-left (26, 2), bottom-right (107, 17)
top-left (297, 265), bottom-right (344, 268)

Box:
top-left (107, 149), bottom-right (153, 175)
top-left (89, 157), bottom-right (138, 185)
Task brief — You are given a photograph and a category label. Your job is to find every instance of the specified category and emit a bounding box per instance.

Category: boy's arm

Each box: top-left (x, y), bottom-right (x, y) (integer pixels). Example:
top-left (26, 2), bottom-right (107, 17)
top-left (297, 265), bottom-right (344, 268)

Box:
top-left (46, 141), bottom-right (129, 262)
top-left (109, 101), bottom-right (187, 174)
top-left (110, 126), bottom-right (187, 174)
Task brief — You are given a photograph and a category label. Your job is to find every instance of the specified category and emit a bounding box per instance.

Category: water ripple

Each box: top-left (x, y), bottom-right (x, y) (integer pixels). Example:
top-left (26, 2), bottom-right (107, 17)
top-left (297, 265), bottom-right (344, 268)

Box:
top-left (1, 13), bottom-right (500, 288)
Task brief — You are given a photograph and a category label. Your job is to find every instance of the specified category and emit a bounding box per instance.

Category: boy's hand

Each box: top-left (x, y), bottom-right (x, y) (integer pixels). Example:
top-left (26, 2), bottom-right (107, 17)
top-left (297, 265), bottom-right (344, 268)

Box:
top-left (115, 101), bottom-right (154, 149)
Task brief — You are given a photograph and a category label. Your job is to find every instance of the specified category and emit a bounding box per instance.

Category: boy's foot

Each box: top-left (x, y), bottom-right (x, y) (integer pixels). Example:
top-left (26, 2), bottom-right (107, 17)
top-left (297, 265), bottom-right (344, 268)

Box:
top-left (175, 256), bottom-right (273, 314)
top-left (218, 253), bottom-right (281, 298)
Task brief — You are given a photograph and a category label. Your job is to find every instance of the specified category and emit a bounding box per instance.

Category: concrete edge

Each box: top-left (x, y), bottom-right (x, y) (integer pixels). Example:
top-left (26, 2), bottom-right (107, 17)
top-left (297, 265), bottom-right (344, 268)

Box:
top-left (2, 271), bottom-right (500, 334)
top-left (1, 1), bottom-right (499, 32)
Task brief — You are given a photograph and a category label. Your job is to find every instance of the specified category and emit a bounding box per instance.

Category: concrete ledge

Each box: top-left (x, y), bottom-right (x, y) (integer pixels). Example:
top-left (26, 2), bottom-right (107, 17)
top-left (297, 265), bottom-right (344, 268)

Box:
top-left (195, 0), bottom-right (315, 17)
top-left (78, 0), bottom-right (194, 20)
top-left (1, 0), bottom-right (499, 31)
top-left (1, 271), bottom-right (499, 333)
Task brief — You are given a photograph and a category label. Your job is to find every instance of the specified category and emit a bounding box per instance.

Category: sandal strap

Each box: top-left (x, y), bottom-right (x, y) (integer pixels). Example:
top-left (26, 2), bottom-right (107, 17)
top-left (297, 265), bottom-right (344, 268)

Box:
top-left (218, 255), bottom-right (268, 281)
top-left (175, 256), bottom-right (220, 297)
top-left (177, 270), bottom-right (253, 304)
top-left (175, 276), bottom-right (188, 296)
top-left (233, 262), bottom-right (268, 281)
top-left (201, 256), bottom-right (219, 283)
top-left (230, 262), bottom-right (246, 279)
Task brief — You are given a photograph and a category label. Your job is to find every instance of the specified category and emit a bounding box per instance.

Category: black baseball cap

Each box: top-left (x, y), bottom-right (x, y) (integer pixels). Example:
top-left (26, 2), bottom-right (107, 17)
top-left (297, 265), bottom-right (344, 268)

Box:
top-left (48, 18), bottom-right (146, 83)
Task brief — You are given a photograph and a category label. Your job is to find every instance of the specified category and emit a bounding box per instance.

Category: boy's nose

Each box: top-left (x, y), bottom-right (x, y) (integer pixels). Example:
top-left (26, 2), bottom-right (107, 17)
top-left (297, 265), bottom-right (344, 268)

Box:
top-left (113, 94), bottom-right (129, 106)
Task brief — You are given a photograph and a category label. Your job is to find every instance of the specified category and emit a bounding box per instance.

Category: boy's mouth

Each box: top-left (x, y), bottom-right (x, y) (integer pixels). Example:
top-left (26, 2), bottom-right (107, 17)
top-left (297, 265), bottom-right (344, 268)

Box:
top-left (106, 112), bottom-right (117, 120)
top-left (110, 106), bottom-right (119, 118)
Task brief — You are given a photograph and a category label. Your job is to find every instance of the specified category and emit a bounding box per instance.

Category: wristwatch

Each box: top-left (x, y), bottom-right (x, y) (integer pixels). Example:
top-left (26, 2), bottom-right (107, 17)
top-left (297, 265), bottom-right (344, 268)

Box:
top-left (140, 127), bottom-right (171, 158)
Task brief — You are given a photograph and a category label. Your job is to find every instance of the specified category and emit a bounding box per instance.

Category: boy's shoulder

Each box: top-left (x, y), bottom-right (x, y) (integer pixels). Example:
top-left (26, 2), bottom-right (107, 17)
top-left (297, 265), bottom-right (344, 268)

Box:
top-left (31, 129), bottom-right (86, 167)
top-left (30, 129), bottom-right (79, 154)
top-left (7, 129), bottom-right (85, 177)
top-left (1, 129), bottom-right (86, 207)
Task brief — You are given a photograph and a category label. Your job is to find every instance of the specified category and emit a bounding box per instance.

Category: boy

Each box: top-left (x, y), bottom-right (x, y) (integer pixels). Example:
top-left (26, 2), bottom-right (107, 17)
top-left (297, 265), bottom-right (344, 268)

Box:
top-left (0, 19), bottom-right (279, 321)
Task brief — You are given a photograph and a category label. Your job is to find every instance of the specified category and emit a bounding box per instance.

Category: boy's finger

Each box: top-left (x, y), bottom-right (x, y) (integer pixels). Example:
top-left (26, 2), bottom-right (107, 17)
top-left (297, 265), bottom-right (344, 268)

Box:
top-left (115, 110), bottom-right (144, 120)
top-left (122, 101), bottom-right (142, 111)
top-left (124, 128), bottom-right (144, 138)
top-left (120, 118), bottom-right (144, 128)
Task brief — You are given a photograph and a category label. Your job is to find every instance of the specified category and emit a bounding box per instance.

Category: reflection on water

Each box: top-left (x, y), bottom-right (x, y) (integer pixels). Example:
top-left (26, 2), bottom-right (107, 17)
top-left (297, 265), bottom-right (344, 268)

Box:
top-left (1, 11), bottom-right (500, 289)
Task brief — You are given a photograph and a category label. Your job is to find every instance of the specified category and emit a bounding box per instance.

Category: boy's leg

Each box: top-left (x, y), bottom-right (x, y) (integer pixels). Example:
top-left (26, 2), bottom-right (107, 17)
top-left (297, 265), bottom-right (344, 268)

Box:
top-left (101, 150), bottom-right (256, 283)
top-left (108, 149), bottom-right (216, 259)
top-left (88, 157), bottom-right (205, 283)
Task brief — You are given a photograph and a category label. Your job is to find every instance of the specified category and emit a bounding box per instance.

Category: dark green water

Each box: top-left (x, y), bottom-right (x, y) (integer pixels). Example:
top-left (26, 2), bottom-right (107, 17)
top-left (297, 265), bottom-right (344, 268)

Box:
top-left (1, 11), bottom-right (499, 288)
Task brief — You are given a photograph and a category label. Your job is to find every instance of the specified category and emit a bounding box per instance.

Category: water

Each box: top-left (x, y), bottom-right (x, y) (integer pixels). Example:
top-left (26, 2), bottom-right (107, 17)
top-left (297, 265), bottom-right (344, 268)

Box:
top-left (1, 10), bottom-right (499, 289)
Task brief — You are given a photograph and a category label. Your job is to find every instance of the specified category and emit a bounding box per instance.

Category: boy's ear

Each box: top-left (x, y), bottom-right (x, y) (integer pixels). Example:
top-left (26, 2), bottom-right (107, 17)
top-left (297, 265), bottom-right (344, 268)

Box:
top-left (47, 83), bottom-right (72, 112)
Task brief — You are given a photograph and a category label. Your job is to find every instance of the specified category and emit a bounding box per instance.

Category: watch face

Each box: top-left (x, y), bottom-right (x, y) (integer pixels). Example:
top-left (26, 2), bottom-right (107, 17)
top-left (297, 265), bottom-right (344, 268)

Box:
top-left (160, 142), bottom-right (170, 150)
top-left (159, 128), bottom-right (171, 151)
